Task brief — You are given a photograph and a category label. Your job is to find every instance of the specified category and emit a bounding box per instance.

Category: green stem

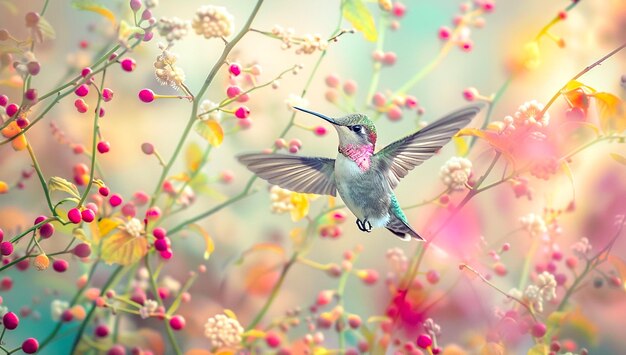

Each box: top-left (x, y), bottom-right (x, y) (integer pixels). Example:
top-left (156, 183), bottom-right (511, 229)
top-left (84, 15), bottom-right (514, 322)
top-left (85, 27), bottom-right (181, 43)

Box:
top-left (467, 76), bottom-right (512, 152)
top-left (246, 252), bottom-right (299, 331)
top-left (26, 142), bottom-right (55, 214)
top-left (364, 17), bottom-right (387, 105)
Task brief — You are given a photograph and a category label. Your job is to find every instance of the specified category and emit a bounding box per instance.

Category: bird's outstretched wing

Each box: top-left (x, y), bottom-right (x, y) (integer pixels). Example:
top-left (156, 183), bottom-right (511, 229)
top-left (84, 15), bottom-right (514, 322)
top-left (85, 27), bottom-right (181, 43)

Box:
top-left (375, 105), bottom-right (481, 189)
top-left (238, 153), bottom-right (337, 196)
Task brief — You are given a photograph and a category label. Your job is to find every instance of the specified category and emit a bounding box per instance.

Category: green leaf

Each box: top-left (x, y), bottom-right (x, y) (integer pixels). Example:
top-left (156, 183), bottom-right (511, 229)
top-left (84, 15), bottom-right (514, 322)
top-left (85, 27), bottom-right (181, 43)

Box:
top-left (194, 119), bottom-right (224, 147)
top-left (38, 17), bottom-right (56, 40)
top-left (118, 20), bottom-right (145, 40)
top-left (72, 0), bottom-right (116, 26)
top-left (48, 176), bottom-right (80, 199)
top-left (342, 0), bottom-right (377, 42)
top-left (610, 153), bottom-right (626, 166)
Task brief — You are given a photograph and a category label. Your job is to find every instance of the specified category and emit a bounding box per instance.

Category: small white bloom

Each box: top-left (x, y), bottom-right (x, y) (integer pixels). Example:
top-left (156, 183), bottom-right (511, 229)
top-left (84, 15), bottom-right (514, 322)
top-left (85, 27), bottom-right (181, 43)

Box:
top-left (154, 47), bottom-right (185, 88)
top-left (192, 5), bottom-right (234, 39)
top-left (157, 17), bottom-right (190, 43)
top-left (199, 99), bottom-right (222, 121)
top-left (285, 94), bottom-right (309, 111)
top-left (124, 218), bottom-right (144, 238)
top-left (523, 284), bottom-right (544, 312)
top-left (537, 271), bottom-right (557, 301)
top-left (514, 100), bottom-right (549, 128)
top-left (204, 313), bottom-right (244, 349)
top-left (571, 237), bottom-right (592, 260)
top-left (51, 300), bottom-right (69, 321)
top-left (270, 185), bottom-right (295, 214)
top-left (519, 213), bottom-right (547, 237)
top-left (439, 157), bottom-right (472, 190)
top-left (139, 299), bottom-right (158, 319)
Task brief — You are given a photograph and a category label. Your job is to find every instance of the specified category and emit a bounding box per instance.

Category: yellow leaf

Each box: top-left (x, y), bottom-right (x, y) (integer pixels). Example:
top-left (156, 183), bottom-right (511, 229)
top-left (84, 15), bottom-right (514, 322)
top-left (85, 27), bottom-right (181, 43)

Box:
top-left (101, 230), bottom-right (148, 265)
top-left (313, 347), bottom-right (330, 355)
top-left (610, 153), bottom-right (626, 166)
top-left (290, 193), bottom-right (310, 222)
top-left (118, 20), bottom-right (144, 40)
top-left (72, 228), bottom-right (91, 244)
top-left (546, 311), bottom-right (568, 331)
top-left (480, 342), bottom-right (505, 355)
top-left (11, 134), bottom-right (27, 151)
top-left (188, 224), bottom-right (215, 260)
top-left (194, 119), bottom-right (224, 147)
top-left (560, 161), bottom-right (576, 201)
top-left (223, 309), bottom-right (237, 320)
top-left (453, 136), bottom-right (469, 156)
top-left (72, 0), bottom-right (116, 26)
top-left (186, 143), bottom-right (202, 172)
top-left (236, 242), bottom-right (285, 265)
top-left (90, 218), bottom-right (121, 243)
top-left (342, 0), bottom-right (378, 41)
top-left (593, 92), bottom-right (623, 132)
top-left (48, 176), bottom-right (80, 199)
top-left (527, 344), bottom-right (548, 355)
top-left (242, 329), bottom-right (266, 338)
top-left (563, 80), bottom-right (596, 93)
top-left (457, 127), bottom-right (487, 139)
top-left (522, 41), bottom-right (541, 70)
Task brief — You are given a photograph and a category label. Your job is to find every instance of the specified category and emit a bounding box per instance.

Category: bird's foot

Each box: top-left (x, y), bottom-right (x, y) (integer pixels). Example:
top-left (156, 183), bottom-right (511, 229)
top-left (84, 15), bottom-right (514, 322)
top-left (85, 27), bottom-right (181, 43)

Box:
top-left (356, 218), bottom-right (372, 232)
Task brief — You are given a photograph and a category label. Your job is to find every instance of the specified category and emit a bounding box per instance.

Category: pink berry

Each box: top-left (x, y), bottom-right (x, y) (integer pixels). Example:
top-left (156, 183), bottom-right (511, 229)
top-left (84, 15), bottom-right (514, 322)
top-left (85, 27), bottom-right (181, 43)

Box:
top-left (53, 259), bottom-right (69, 272)
top-left (99, 186), bottom-right (110, 197)
top-left (226, 85), bottom-right (242, 98)
top-left (361, 270), bottom-right (379, 284)
top-left (152, 227), bottom-right (167, 239)
top-left (405, 95), bottom-right (418, 109)
top-left (3, 312), bottom-right (19, 329)
top-left (146, 207), bottom-right (161, 220)
top-left (325, 89), bottom-right (339, 103)
top-left (5, 103), bottom-right (18, 117)
top-left (265, 331), bottom-right (281, 348)
top-left (121, 58), bottom-right (136, 72)
top-left (372, 92), bottom-right (386, 107)
top-left (313, 126), bottom-right (328, 136)
top-left (532, 322), bottom-right (547, 338)
top-left (22, 338), bottom-right (39, 354)
top-left (347, 314), bottom-right (362, 329)
top-left (426, 270), bottom-right (440, 284)
top-left (141, 142), bottom-right (154, 155)
top-left (460, 40), bottom-right (473, 52)
top-left (250, 64), bottom-right (262, 76)
top-left (75, 84), bottom-right (89, 97)
top-left (81, 209), bottom-right (95, 223)
top-left (371, 50), bottom-right (384, 62)
top-left (25, 88), bottom-right (37, 102)
top-left (107, 345), bottom-right (126, 355)
top-left (438, 26), bottom-right (451, 40)
top-left (392, 2), bottom-right (407, 18)
top-left (73, 243), bottom-right (92, 258)
top-left (68, 208), bottom-right (82, 224)
top-left (74, 99), bottom-right (88, 113)
top-left (27, 61), bottom-right (40, 76)
top-left (39, 223), bottom-right (55, 238)
top-left (25, 12), bottom-right (40, 27)
top-left (386, 105), bottom-right (403, 121)
top-left (463, 87), bottom-right (478, 101)
top-left (16, 117), bottom-right (29, 128)
top-left (416, 334), bottom-right (432, 349)
top-left (154, 238), bottom-right (169, 251)
top-left (235, 106), bottom-right (250, 119)
top-left (382, 52), bottom-right (397, 66)
top-left (95, 324), bottom-right (109, 337)
top-left (97, 141), bottom-right (110, 154)
top-left (109, 194), bottom-right (123, 207)
top-left (102, 88), bottom-right (114, 102)
top-left (229, 63), bottom-right (242, 76)
top-left (61, 309), bottom-right (73, 322)
top-left (169, 315), bottom-right (185, 330)
top-left (130, 0), bottom-right (142, 11)
top-left (138, 89), bottom-right (154, 103)
top-left (81, 67), bottom-right (92, 77)
top-left (325, 74), bottom-right (340, 88)
top-left (342, 80), bottom-right (358, 96)
top-left (0, 95), bottom-right (7, 106)
top-left (482, 1), bottom-right (495, 12)
top-left (121, 203), bottom-right (136, 217)
top-left (160, 249), bottom-right (173, 259)
top-left (237, 93), bottom-right (250, 102)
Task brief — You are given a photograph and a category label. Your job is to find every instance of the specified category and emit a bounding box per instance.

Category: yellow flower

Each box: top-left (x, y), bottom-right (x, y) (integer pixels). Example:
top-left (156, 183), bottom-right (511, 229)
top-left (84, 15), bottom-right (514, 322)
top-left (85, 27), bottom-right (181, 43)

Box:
top-left (290, 192), bottom-right (310, 222)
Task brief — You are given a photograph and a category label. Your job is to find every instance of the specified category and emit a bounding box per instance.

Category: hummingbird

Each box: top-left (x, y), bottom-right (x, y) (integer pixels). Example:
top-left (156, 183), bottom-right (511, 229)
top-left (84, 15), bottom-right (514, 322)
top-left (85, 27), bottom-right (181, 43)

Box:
top-left (238, 105), bottom-right (480, 241)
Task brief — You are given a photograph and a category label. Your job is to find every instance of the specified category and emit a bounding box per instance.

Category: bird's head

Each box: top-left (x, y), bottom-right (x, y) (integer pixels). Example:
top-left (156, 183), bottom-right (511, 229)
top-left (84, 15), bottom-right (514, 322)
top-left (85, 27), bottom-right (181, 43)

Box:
top-left (295, 107), bottom-right (377, 148)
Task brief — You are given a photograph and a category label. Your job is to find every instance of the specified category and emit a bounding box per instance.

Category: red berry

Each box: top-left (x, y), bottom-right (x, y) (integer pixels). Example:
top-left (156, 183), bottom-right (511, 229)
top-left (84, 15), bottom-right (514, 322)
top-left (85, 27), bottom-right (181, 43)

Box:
top-left (138, 89), bottom-right (154, 103)
top-left (68, 208), bottom-right (82, 224)
top-left (95, 324), bottom-right (109, 337)
top-left (120, 58), bottom-right (136, 72)
top-left (75, 84), bottom-right (89, 97)
top-left (3, 312), bottom-right (19, 330)
top-left (235, 106), bottom-right (250, 119)
top-left (102, 88), bottom-right (114, 102)
top-left (25, 88), bottom-right (37, 102)
top-left (1, 277), bottom-right (13, 290)
top-left (5, 103), bottom-right (18, 117)
top-left (416, 334), bottom-right (432, 349)
top-left (463, 87), bottom-right (478, 101)
top-left (438, 26), bottom-right (451, 40)
top-left (81, 67), bottom-right (92, 77)
top-left (61, 309), bottom-right (73, 322)
top-left (386, 105), bottom-right (403, 121)
top-left (97, 141), bottom-right (111, 154)
top-left (229, 63), bottom-right (242, 76)
top-left (39, 223), bottom-right (55, 238)
top-left (532, 322), bottom-right (547, 338)
top-left (73, 243), bottom-right (92, 258)
top-left (169, 315), bottom-right (185, 330)
top-left (74, 99), bottom-right (88, 113)
top-left (107, 345), bottom-right (126, 355)
top-left (347, 314), bottom-right (362, 329)
top-left (392, 2), bottom-right (407, 18)
top-left (0, 95), bottom-right (7, 106)
top-left (53, 259), bottom-right (69, 272)
top-left (0, 242), bottom-right (13, 256)
top-left (22, 338), bottom-right (39, 354)
top-left (154, 238), bottom-right (169, 251)
top-left (109, 194), bottom-right (123, 207)
top-left (152, 227), bottom-right (166, 239)
top-left (81, 209), bottom-right (95, 223)
top-left (98, 186), bottom-right (110, 197)
top-left (160, 249), bottom-right (173, 259)
top-left (226, 85), bottom-right (242, 98)
top-left (313, 126), bottom-right (327, 136)
top-left (265, 331), bottom-right (281, 348)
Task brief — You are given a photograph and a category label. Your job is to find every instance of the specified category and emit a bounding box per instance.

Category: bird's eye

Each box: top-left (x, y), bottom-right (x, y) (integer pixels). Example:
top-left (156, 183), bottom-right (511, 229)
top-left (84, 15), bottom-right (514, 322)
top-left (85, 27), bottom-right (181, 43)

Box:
top-left (351, 125), bottom-right (363, 132)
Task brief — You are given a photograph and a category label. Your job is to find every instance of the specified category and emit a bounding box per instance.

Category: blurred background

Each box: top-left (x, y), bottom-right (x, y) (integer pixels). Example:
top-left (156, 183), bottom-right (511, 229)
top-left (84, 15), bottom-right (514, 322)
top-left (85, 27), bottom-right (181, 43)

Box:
top-left (1, 0), bottom-right (626, 353)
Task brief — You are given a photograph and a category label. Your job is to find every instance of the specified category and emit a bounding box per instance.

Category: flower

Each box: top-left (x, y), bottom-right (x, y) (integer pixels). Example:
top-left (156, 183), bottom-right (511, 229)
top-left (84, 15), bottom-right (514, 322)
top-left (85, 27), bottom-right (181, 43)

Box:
top-left (123, 218), bottom-right (144, 238)
top-left (139, 299), bottom-right (158, 319)
top-left (199, 99), bottom-right (222, 121)
top-left (51, 300), bottom-right (69, 321)
top-left (519, 213), bottom-right (547, 237)
top-left (192, 5), bottom-right (234, 39)
top-left (285, 94), bottom-right (309, 111)
top-left (439, 157), bottom-right (472, 190)
top-left (572, 237), bottom-right (592, 259)
top-left (157, 17), bottom-right (190, 43)
top-left (154, 46), bottom-right (185, 88)
top-left (204, 313), bottom-right (244, 349)
top-left (537, 271), bottom-right (557, 301)
top-left (269, 185), bottom-right (311, 222)
top-left (271, 25), bottom-right (328, 54)
top-left (523, 285), bottom-right (544, 312)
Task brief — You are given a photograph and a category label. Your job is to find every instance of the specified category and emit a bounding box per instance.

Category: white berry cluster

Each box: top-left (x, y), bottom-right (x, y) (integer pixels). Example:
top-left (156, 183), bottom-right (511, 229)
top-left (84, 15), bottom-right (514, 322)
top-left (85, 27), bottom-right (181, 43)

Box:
top-left (519, 213), bottom-right (547, 237)
top-left (439, 157), bottom-right (472, 190)
top-left (204, 313), bottom-right (244, 349)
top-left (271, 25), bottom-right (328, 54)
top-left (154, 47), bottom-right (185, 88)
top-left (269, 185), bottom-right (295, 214)
top-left (157, 17), bottom-right (190, 43)
top-left (192, 5), bottom-right (234, 39)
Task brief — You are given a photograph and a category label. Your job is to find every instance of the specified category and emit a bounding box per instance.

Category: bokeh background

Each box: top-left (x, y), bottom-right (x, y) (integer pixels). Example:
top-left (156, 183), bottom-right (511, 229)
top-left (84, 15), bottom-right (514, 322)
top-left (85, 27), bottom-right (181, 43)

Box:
top-left (1, 0), bottom-right (626, 354)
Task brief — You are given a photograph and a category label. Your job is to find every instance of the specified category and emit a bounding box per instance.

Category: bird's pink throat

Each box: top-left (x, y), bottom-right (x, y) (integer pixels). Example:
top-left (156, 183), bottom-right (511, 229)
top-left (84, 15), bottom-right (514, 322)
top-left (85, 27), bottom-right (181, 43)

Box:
top-left (340, 144), bottom-right (374, 171)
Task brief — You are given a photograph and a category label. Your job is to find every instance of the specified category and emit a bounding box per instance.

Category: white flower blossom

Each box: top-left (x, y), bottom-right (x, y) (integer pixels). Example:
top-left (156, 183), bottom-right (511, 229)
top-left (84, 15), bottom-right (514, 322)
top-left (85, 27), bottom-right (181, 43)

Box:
top-left (199, 99), bottom-right (222, 121)
top-left (192, 5), bottom-right (234, 39)
top-left (154, 46), bottom-right (185, 88)
top-left (270, 185), bottom-right (295, 214)
top-left (139, 299), bottom-right (158, 319)
top-left (157, 17), bottom-right (190, 43)
top-left (537, 271), bottom-right (557, 301)
top-left (439, 157), bottom-right (472, 190)
top-left (271, 25), bottom-right (328, 54)
top-left (519, 213), bottom-right (547, 237)
top-left (523, 284), bottom-right (544, 312)
top-left (572, 237), bottom-right (592, 259)
top-left (204, 313), bottom-right (244, 349)
top-left (51, 300), bottom-right (69, 321)
top-left (123, 218), bottom-right (144, 238)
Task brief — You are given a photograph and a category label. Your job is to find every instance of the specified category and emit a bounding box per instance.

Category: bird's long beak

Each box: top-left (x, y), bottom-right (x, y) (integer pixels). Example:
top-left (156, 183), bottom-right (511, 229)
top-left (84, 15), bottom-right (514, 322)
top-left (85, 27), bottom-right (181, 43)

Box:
top-left (294, 106), bottom-right (339, 125)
